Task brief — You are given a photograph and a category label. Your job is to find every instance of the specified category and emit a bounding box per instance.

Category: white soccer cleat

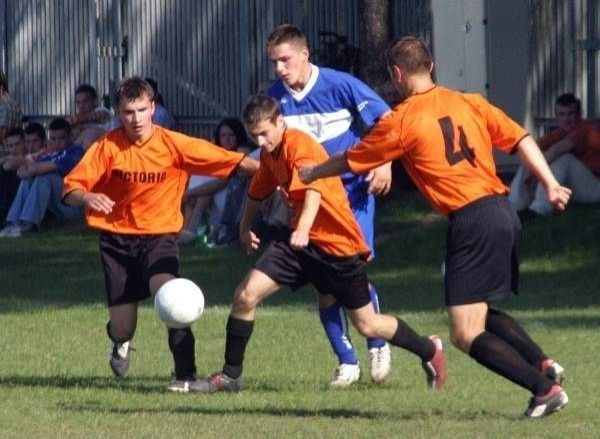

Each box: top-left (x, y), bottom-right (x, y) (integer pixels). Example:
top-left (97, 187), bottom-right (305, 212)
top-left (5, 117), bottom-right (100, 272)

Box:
top-left (368, 344), bottom-right (391, 383)
top-left (330, 363), bottom-right (361, 388)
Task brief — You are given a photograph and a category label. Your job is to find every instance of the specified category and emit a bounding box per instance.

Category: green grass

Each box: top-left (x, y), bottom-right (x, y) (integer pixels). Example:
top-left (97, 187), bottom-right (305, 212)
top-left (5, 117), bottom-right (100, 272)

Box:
top-left (1, 191), bottom-right (599, 438)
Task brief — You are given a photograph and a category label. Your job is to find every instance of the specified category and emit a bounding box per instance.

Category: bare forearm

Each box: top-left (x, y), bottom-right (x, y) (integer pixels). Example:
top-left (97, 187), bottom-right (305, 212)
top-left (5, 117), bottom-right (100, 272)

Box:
top-left (518, 136), bottom-right (560, 190)
top-left (237, 155), bottom-right (260, 176)
top-left (240, 196), bottom-right (261, 232)
top-left (310, 152), bottom-right (350, 181)
top-left (64, 189), bottom-right (86, 207)
top-left (296, 189), bottom-right (321, 232)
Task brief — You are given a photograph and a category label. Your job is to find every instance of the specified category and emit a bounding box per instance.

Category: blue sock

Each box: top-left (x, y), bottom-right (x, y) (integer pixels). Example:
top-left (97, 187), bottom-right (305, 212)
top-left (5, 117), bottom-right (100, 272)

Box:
top-left (319, 302), bottom-right (358, 365)
top-left (367, 284), bottom-right (386, 349)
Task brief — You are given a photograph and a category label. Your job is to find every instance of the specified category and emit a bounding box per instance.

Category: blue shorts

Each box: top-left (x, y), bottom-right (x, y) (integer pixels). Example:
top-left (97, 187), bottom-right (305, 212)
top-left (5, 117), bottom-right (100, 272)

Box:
top-left (344, 180), bottom-right (376, 257)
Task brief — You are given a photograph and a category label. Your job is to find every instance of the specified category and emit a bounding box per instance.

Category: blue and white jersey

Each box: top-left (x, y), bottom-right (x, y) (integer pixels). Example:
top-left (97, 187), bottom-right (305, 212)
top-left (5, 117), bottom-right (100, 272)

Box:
top-left (268, 65), bottom-right (389, 254)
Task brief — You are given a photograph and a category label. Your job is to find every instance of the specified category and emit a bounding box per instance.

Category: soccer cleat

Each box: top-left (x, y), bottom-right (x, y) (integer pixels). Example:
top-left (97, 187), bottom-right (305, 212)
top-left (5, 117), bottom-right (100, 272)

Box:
top-left (523, 385), bottom-right (568, 418)
top-left (166, 379), bottom-right (197, 393)
top-left (330, 363), bottom-right (361, 388)
top-left (368, 344), bottom-right (391, 383)
top-left (190, 371), bottom-right (243, 393)
top-left (421, 335), bottom-right (446, 390)
top-left (109, 341), bottom-right (131, 378)
top-left (540, 358), bottom-right (565, 384)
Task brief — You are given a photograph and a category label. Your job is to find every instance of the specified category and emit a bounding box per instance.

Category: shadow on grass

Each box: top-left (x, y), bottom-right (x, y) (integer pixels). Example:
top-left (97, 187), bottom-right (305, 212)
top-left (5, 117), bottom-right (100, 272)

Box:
top-left (0, 198), bottom-right (598, 317)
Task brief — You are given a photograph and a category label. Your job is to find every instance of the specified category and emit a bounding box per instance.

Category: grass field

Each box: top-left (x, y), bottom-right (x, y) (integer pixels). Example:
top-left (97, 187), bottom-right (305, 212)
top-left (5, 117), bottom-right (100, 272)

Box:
top-left (1, 191), bottom-right (599, 438)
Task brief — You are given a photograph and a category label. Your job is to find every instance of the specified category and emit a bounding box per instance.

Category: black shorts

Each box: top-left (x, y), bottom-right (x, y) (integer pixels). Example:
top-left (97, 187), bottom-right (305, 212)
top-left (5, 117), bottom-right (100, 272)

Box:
top-left (99, 232), bottom-right (179, 307)
top-left (254, 240), bottom-right (370, 310)
top-left (445, 195), bottom-right (520, 306)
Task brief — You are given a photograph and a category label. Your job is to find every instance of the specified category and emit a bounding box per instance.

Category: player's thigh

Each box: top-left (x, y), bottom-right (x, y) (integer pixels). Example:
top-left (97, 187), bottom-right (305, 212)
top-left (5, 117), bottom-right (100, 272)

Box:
top-left (100, 233), bottom-right (149, 306)
top-left (233, 268), bottom-right (280, 308)
top-left (149, 273), bottom-right (176, 296)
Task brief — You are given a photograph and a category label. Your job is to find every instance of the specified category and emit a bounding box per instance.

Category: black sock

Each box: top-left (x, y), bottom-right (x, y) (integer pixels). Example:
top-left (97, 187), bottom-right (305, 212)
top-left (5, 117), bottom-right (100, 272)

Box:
top-left (469, 331), bottom-right (553, 396)
top-left (486, 308), bottom-right (545, 368)
top-left (223, 315), bottom-right (254, 379)
top-left (168, 327), bottom-right (197, 380)
top-left (106, 321), bottom-right (118, 343)
top-left (389, 317), bottom-right (435, 361)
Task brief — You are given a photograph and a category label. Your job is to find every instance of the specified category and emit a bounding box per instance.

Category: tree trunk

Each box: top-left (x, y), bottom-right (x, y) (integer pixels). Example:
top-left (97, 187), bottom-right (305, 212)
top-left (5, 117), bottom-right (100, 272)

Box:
top-left (358, 0), bottom-right (391, 90)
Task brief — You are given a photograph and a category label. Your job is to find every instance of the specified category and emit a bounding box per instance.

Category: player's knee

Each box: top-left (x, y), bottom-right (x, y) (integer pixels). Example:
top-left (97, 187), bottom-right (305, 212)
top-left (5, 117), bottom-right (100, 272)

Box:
top-left (233, 286), bottom-right (260, 313)
top-left (109, 322), bottom-right (135, 342)
top-left (353, 318), bottom-right (377, 338)
top-left (450, 329), bottom-right (474, 353)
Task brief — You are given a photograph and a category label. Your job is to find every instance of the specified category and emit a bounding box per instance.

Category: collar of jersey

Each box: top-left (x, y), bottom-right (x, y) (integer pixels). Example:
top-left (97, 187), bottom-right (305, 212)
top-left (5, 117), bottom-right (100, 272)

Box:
top-left (284, 64), bottom-right (319, 101)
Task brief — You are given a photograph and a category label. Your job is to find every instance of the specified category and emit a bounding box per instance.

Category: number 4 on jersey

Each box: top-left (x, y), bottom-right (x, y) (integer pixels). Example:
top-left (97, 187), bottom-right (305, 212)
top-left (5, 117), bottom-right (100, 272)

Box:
top-left (438, 116), bottom-right (476, 167)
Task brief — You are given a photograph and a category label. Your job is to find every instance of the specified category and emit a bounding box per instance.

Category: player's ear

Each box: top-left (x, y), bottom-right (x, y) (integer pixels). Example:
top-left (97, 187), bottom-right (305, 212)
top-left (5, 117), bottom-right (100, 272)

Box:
top-left (390, 65), bottom-right (402, 82)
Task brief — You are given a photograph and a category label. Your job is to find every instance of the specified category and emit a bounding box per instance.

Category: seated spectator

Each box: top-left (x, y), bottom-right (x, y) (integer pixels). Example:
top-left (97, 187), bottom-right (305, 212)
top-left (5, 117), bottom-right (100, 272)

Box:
top-left (65, 84), bottom-right (112, 149)
top-left (179, 118), bottom-right (253, 245)
top-left (0, 70), bottom-right (23, 144)
top-left (509, 93), bottom-right (600, 216)
top-left (107, 77), bottom-right (176, 130)
top-left (3, 122), bottom-right (49, 171)
top-left (0, 118), bottom-right (85, 237)
top-left (0, 127), bottom-right (26, 218)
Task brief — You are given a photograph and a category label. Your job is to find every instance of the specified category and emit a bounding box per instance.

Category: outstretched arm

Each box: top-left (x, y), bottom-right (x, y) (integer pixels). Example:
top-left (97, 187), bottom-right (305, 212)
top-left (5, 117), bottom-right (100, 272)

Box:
top-left (517, 135), bottom-right (571, 211)
top-left (289, 188), bottom-right (321, 250)
top-left (298, 151), bottom-right (350, 184)
top-left (237, 155), bottom-right (260, 176)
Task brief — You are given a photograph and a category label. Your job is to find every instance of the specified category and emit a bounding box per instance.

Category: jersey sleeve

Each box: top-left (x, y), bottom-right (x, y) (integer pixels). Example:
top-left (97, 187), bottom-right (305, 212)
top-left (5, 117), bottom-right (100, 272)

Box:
top-left (346, 113), bottom-right (403, 174)
top-left (247, 158), bottom-right (278, 200)
top-left (62, 141), bottom-right (110, 197)
top-left (475, 95), bottom-right (528, 153)
top-left (279, 131), bottom-right (332, 202)
top-left (174, 132), bottom-right (245, 178)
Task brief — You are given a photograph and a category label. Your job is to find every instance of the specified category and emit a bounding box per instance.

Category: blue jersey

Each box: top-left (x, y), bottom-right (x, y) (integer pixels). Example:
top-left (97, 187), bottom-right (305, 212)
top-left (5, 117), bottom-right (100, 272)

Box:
top-left (268, 65), bottom-right (389, 253)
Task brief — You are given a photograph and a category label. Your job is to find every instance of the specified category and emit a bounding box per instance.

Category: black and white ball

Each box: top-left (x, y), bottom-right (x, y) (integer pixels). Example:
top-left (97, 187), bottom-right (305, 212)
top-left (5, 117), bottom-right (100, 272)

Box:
top-left (154, 278), bottom-right (205, 328)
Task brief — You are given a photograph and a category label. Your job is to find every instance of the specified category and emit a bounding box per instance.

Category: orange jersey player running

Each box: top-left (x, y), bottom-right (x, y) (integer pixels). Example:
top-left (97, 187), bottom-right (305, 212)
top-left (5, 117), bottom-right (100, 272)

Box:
top-left (62, 77), bottom-right (258, 391)
top-left (299, 37), bottom-right (571, 419)
top-left (191, 94), bottom-right (446, 393)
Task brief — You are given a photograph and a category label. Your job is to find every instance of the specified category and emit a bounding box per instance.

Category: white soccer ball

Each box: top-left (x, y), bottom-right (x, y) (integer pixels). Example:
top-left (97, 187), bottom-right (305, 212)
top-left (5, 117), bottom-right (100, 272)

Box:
top-left (154, 278), bottom-right (205, 328)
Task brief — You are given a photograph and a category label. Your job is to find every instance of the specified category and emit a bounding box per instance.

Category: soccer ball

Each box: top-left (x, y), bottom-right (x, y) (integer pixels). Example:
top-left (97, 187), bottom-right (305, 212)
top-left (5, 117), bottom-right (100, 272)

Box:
top-left (154, 278), bottom-right (205, 328)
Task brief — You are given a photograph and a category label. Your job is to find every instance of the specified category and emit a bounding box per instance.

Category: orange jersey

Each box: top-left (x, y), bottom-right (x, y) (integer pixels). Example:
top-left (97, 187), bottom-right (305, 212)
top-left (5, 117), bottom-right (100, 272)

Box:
top-left (63, 125), bottom-right (245, 234)
top-left (346, 86), bottom-right (528, 216)
top-left (248, 128), bottom-right (370, 258)
top-left (538, 121), bottom-right (600, 174)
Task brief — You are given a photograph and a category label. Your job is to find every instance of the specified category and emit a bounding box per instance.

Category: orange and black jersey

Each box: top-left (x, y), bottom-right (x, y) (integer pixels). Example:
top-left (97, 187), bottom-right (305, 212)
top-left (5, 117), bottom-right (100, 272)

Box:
top-left (63, 125), bottom-right (245, 234)
top-left (346, 86), bottom-right (528, 216)
top-left (248, 127), bottom-right (370, 258)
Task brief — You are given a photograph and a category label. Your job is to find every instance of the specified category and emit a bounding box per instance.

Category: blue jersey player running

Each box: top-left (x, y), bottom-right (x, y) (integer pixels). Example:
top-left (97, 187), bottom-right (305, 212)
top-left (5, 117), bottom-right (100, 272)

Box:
top-left (266, 24), bottom-right (392, 387)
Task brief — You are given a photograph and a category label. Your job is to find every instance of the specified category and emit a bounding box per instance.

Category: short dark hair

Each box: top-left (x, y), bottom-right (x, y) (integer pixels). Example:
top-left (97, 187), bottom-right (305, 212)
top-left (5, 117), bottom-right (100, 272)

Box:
top-left (267, 24), bottom-right (308, 49)
top-left (24, 122), bottom-right (46, 140)
top-left (113, 76), bottom-right (155, 107)
top-left (555, 93), bottom-right (581, 114)
top-left (242, 95), bottom-right (281, 128)
top-left (48, 117), bottom-right (72, 135)
top-left (386, 36), bottom-right (433, 75)
top-left (214, 118), bottom-right (248, 147)
top-left (75, 83), bottom-right (99, 101)
top-left (5, 127), bottom-right (24, 138)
